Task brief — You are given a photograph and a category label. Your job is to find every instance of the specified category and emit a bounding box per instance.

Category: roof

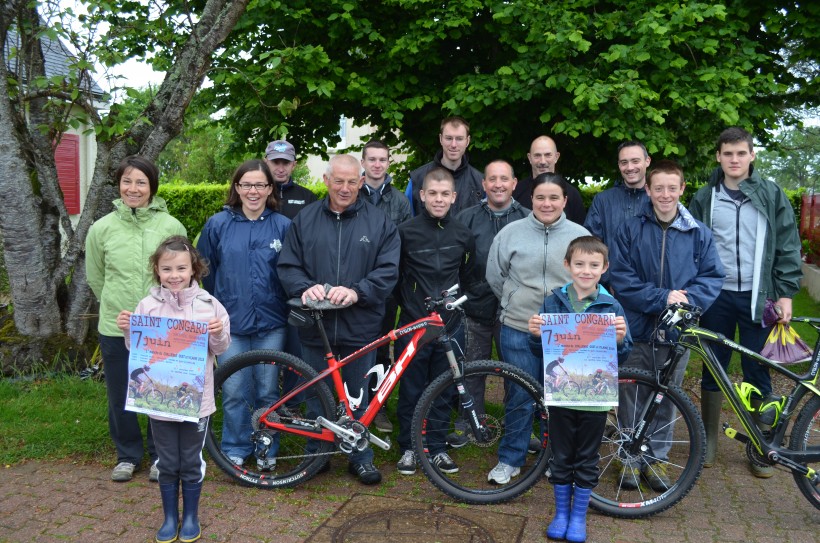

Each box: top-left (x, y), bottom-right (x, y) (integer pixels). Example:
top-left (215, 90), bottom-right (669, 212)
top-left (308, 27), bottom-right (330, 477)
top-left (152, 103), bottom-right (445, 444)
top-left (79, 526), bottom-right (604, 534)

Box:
top-left (4, 27), bottom-right (105, 97)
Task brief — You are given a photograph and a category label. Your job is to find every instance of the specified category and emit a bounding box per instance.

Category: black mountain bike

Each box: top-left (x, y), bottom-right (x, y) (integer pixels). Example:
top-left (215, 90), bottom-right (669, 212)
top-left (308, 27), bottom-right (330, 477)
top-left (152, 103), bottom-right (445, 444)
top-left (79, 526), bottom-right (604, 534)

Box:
top-left (591, 303), bottom-right (820, 518)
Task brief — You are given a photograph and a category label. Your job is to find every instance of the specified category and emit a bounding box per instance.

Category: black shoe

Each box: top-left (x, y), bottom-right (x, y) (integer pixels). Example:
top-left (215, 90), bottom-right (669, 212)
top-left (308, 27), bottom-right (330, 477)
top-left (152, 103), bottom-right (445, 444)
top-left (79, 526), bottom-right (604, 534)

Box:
top-left (348, 461), bottom-right (382, 485)
top-left (527, 434), bottom-right (542, 454)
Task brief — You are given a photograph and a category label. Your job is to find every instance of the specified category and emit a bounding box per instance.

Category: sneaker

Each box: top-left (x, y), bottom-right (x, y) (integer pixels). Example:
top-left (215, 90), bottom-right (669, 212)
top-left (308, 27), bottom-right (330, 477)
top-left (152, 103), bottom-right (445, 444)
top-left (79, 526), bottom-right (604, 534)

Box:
top-left (619, 466), bottom-right (641, 490)
top-left (374, 410), bottom-right (393, 432)
top-left (229, 456), bottom-right (245, 467)
top-left (431, 452), bottom-right (459, 474)
top-left (396, 450), bottom-right (417, 475)
top-left (528, 433), bottom-right (542, 454)
top-left (446, 429), bottom-right (470, 448)
top-left (487, 462), bottom-right (520, 484)
top-left (111, 462), bottom-right (137, 482)
top-left (642, 463), bottom-right (671, 491)
top-left (348, 461), bottom-right (382, 485)
top-left (257, 457), bottom-right (276, 472)
top-left (148, 460), bottom-right (159, 482)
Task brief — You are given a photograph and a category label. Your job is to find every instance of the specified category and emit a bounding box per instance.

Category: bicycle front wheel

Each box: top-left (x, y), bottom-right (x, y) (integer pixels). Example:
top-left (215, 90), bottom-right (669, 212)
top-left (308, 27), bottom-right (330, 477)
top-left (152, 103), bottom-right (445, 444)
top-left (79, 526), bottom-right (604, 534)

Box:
top-left (591, 368), bottom-right (704, 518)
top-left (412, 360), bottom-right (550, 505)
top-left (205, 349), bottom-right (336, 489)
top-left (789, 394), bottom-right (820, 509)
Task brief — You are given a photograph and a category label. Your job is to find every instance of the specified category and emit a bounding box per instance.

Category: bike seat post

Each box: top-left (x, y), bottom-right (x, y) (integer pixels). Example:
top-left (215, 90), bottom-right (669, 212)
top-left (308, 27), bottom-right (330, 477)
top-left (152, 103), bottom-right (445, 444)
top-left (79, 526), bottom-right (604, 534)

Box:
top-left (312, 310), bottom-right (335, 361)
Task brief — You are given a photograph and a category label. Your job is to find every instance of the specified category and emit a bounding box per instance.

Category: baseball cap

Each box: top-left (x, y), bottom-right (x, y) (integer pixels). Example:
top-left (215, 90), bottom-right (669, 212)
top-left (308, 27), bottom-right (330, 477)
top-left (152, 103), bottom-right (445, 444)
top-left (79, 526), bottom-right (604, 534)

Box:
top-left (265, 140), bottom-right (296, 161)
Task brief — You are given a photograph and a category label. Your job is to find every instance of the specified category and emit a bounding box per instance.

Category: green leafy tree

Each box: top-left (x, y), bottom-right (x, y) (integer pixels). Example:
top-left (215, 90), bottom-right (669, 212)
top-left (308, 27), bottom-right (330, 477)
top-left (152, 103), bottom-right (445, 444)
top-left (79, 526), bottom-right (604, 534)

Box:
top-left (755, 126), bottom-right (820, 191)
top-left (0, 0), bottom-right (249, 346)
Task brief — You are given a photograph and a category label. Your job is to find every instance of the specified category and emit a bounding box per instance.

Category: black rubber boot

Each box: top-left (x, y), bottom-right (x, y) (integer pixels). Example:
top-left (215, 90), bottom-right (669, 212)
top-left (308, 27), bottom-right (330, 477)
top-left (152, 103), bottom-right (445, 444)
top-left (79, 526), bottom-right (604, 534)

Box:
top-left (179, 481), bottom-right (202, 542)
top-left (156, 482), bottom-right (179, 543)
top-left (701, 391), bottom-right (723, 467)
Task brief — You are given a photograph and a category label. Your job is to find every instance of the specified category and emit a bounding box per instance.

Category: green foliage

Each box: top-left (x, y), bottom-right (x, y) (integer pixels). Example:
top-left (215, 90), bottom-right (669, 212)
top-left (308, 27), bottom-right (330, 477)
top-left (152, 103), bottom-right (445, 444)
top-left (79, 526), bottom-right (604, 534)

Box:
top-left (206, 0), bottom-right (820, 182)
top-left (0, 376), bottom-right (111, 463)
top-left (158, 184), bottom-right (230, 239)
top-left (755, 127), bottom-right (820, 191)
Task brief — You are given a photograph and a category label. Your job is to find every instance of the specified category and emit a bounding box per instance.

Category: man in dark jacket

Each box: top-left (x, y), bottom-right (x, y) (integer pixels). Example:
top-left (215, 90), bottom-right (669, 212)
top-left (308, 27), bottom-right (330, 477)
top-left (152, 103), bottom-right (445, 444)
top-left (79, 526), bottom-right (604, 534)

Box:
top-left (452, 160), bottom-right (528, 445)
top-left (404, 116), bottom-right (484, 216)
top-left (690, 127), bottom-right (803, 477)
top-left (278, 154), bottom-right (400, 485)
top-left (265, 139), bottom-right (317, 220)
top-left (513, 135), bottom-right (586, 224)
top-left (584, 140), bottom-right (652, 287)
top-left (610, 160), bottom-right (724, 492)
top-left (359, 139), bottom-right (411, 433)
top-left (394, 167), bottom-right (480, 476)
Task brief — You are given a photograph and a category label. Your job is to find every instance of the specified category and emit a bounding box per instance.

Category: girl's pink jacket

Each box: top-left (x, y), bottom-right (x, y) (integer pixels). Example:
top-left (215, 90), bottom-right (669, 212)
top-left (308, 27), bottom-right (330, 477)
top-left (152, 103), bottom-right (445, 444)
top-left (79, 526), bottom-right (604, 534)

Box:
top-left (124, 283), bottom-right (231, 421)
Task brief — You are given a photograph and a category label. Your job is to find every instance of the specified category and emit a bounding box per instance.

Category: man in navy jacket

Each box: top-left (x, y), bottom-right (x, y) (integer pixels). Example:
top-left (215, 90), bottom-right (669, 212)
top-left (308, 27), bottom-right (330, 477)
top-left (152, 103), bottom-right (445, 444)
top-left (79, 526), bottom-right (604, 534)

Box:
top-left (278, 154), bottom-right (400, 485)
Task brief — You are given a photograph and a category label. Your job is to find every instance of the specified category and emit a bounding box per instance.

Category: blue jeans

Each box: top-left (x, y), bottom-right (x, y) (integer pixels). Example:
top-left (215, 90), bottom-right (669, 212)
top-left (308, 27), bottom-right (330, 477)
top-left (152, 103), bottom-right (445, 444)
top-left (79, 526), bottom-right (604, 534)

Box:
top-left (220, 329), bottom-right (286, 461)
top-left (700, 290), bottom-right (772, 397)
top-left (498, 325), bottom-right (541, 467)
top-left (301, 344), bottom-right (376, 465)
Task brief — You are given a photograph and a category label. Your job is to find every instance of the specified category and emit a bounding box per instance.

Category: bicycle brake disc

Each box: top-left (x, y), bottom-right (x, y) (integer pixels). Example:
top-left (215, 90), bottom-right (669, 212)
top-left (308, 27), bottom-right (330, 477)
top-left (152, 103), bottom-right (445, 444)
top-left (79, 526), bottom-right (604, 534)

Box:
top-left (472, 415), bottom-right (503, 448)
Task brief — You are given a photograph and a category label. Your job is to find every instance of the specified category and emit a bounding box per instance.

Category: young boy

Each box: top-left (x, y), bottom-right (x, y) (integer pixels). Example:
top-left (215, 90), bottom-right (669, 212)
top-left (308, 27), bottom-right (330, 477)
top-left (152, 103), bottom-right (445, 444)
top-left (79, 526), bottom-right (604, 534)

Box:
top-left (610, 160), bottom-right (724, 491)
top-left (393, 167), bottom-right (480, 476)
top-left (528, 236), bottom-right (632, 543)
top-left (689, 127), bottom-right (803, 476)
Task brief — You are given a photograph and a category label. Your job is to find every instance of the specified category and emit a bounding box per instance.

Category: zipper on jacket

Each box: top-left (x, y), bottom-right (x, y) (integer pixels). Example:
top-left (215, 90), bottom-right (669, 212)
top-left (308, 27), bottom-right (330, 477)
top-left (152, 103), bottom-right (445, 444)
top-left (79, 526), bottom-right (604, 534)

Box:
top-left (334, 211), bottom-right (343, 343)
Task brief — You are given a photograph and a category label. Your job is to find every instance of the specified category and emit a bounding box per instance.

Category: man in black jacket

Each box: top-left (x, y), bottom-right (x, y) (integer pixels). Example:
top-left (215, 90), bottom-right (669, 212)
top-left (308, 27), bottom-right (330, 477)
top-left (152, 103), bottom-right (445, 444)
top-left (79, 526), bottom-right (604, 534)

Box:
top-left (393, 167), bottom-right (480, 476)
top-left (264, 139), bottom-right (317, 220)
top-left (360, 140), bottom-right (411, 433)
top-left (452, 160), bottom-right (529, 445)
top-left (278, 154), bottom-right (400, 485)
top-left (404, 116), bottom-right (484, 217)
top-left (513, 135), bottom-right (586, 224)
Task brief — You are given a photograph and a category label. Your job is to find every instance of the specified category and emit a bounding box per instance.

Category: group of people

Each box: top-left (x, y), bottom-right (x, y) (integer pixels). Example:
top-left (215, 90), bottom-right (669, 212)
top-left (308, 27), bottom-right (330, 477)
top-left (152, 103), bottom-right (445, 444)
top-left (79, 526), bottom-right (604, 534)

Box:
top-left (85, 117), bottom-right (802, 543)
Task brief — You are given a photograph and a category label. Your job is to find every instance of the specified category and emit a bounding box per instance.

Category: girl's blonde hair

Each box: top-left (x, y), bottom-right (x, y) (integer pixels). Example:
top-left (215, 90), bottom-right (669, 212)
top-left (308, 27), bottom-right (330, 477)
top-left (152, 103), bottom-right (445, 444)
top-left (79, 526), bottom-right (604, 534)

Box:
top-left (149, 235), bottom-right (209, 284)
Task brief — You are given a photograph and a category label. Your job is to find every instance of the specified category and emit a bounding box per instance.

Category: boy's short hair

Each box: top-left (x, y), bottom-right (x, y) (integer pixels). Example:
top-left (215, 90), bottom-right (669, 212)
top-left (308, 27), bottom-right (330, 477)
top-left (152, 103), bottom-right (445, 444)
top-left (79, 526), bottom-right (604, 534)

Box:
top-left (422, 167), bottom-right (455, 190)
top-left (564, 235), bottom-right (609, 265)
top-left (717, 127), bottom-right (754, 152)
top-left (646, 159), bottom-right (685, 187)
top-left (362, 139), bottom-right (389, 159)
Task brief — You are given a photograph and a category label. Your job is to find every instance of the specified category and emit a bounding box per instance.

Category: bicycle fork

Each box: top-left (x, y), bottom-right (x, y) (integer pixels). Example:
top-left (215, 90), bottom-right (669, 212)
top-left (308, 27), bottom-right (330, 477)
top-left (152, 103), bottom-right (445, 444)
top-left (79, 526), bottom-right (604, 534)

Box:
top-left (441, 336), bottom-right (492, 443)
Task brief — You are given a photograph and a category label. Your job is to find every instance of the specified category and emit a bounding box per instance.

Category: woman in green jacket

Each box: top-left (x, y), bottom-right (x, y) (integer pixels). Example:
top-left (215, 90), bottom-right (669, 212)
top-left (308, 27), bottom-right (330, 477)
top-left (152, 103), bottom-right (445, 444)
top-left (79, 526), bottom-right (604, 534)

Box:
top-left (86, 156), bottom-right (186, 482)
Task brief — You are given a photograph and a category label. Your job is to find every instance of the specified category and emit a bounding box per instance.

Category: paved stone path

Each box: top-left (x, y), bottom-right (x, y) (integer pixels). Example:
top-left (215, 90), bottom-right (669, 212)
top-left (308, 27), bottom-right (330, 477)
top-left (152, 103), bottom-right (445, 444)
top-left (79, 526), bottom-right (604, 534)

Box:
top-left (1, 439), bottom-right (818, 543)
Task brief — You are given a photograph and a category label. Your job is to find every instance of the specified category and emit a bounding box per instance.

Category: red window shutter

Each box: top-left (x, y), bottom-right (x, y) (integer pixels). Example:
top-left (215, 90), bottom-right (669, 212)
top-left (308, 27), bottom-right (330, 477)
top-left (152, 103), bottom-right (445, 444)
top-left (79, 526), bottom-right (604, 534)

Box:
top-left (55, 134), bottom-right (80, 214)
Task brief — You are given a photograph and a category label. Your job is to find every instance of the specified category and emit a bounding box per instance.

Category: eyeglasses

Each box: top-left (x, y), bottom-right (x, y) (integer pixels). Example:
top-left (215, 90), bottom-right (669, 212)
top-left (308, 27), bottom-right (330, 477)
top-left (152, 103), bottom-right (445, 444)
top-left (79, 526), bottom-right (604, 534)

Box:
top-left (236, 183), bottom-right (271, 192)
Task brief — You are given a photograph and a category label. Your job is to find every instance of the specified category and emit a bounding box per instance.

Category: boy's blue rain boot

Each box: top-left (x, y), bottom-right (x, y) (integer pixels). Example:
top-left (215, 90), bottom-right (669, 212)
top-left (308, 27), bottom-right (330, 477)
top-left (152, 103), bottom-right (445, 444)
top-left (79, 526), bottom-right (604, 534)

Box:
top-left (546, 484), bottom-right (573, 540)
top-left (179, 481), bottom-right (202, 542)
top-left (566, 485), bottom-right (592, 543)
top-left (156, 482), bottom-right (179, 543)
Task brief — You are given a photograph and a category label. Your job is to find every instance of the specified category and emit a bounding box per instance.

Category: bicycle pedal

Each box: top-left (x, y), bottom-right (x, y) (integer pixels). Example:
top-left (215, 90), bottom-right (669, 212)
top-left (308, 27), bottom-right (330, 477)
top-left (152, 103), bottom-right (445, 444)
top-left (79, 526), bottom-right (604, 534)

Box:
top-left (723, 424), bottom-right (750, 444)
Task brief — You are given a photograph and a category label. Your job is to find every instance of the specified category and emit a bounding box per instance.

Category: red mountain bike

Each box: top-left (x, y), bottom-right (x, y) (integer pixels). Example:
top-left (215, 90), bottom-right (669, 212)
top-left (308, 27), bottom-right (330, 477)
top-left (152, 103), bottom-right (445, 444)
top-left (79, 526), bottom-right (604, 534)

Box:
top-left (205, 285), bottom-right (549, 504)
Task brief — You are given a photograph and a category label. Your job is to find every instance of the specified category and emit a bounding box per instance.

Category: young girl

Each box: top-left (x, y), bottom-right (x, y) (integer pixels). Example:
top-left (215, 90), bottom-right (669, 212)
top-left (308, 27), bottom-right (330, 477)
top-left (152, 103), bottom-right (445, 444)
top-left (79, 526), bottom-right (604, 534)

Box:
top-left (118, 236), bottom-right (230, 543)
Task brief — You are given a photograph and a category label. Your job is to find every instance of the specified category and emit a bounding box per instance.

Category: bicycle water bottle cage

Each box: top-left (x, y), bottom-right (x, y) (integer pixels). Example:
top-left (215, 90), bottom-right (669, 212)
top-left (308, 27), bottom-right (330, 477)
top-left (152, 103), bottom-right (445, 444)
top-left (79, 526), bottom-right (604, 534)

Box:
top-left (734, 382), bottom-right (763, 412)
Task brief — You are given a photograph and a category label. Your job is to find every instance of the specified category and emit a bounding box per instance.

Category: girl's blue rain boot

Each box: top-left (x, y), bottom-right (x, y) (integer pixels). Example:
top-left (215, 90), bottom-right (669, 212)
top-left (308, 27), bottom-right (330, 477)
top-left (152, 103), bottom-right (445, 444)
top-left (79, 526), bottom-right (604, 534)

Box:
top-left (546, 484), bottom-right (573, 540)
top-left (156, 482), bottom-right (179, 543)
top-left (179, 480), bottom-right (202, 542)
top-left (566, 485), bottom-right (592, 543)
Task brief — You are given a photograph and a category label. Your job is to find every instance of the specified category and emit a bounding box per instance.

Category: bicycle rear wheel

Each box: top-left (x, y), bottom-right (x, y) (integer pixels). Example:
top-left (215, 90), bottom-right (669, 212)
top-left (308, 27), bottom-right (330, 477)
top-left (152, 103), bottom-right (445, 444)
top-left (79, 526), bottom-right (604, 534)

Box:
top-left (788, 394), bottom-right (820, 509)
top-left (412, 360), bottom-right (550, 505)
top-left (205, 349), bottom-right (336, 488)
top-left (145, 389), bottom-right (164, 406)
top-left (590, 368), bottom-right (704, 518)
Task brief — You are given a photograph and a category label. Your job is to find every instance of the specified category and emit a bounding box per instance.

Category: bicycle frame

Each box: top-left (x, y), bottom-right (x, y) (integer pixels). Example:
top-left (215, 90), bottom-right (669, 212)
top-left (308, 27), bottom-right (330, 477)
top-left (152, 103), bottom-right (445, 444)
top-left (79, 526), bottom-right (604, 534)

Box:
top-left (645, 313), bottom-right (820, 478)
top-left (252, 308), bottom-right (460, 446)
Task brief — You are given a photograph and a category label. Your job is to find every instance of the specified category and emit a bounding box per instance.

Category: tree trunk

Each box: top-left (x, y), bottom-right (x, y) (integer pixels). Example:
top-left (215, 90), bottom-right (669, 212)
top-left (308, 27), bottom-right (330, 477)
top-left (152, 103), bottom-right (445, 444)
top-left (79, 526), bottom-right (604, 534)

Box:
top-left (0, 0), bottom-right (250, 351)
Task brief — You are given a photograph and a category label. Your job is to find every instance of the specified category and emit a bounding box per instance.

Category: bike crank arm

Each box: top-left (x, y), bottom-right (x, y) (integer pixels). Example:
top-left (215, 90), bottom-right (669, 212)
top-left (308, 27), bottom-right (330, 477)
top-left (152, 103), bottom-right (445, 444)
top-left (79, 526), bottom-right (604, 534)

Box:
top-left (315, 416), bottom-right (391, 452)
